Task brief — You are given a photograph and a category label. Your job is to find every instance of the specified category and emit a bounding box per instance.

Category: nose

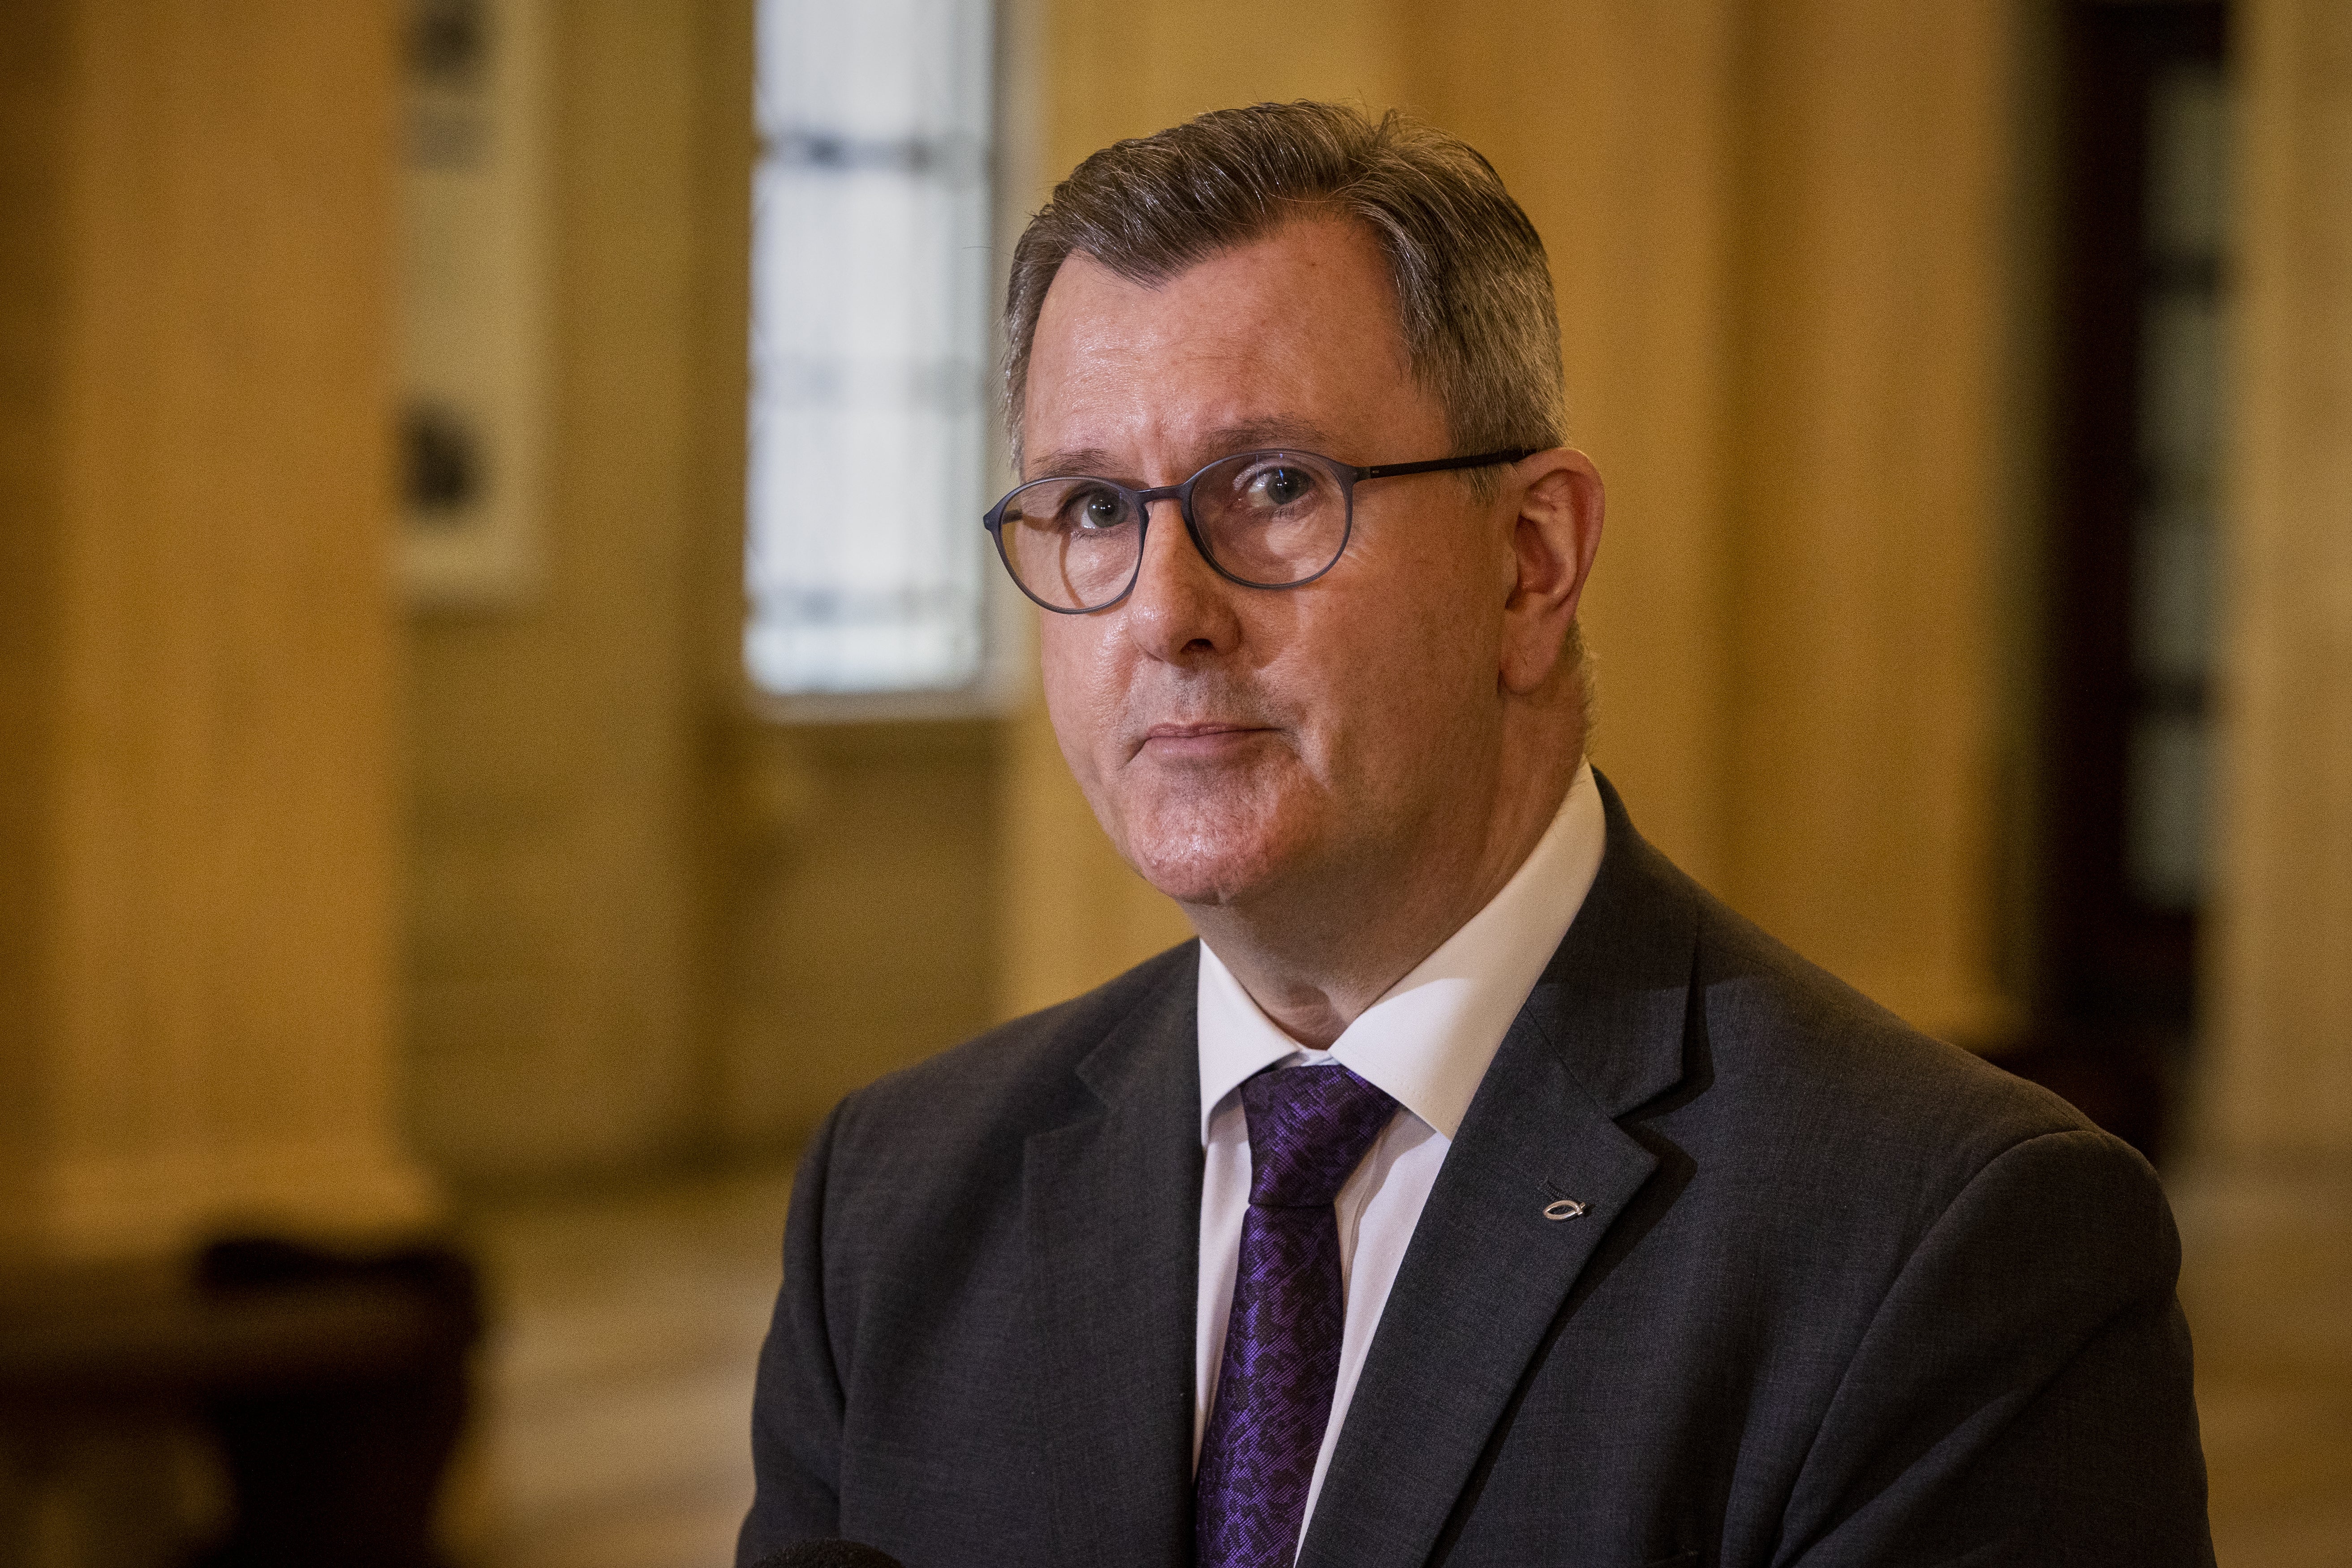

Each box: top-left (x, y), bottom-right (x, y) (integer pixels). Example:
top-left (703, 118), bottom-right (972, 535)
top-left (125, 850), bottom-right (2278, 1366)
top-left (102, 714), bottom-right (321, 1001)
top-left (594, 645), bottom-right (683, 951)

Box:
top-left (1120, 496), bottom-right (1242, 663)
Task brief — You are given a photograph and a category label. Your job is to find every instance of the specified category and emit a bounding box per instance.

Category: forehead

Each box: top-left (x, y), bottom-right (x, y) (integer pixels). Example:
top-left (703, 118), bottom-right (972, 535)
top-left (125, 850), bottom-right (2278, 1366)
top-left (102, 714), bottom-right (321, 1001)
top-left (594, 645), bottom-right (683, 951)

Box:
top-left (1021, 215), bottom-right (1436, 473)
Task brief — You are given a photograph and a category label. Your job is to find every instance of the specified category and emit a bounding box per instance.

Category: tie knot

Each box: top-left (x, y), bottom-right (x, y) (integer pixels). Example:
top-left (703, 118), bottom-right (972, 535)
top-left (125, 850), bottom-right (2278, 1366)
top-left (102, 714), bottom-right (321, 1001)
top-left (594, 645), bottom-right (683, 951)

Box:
top-left (1239, 1064), bottom-right (1398, 1208)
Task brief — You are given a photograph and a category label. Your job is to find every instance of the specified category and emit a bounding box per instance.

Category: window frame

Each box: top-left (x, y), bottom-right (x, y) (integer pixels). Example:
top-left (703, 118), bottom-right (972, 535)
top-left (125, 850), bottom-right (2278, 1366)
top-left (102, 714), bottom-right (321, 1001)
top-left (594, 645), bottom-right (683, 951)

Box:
top-left (740, 0), bottom-right (1030, 724)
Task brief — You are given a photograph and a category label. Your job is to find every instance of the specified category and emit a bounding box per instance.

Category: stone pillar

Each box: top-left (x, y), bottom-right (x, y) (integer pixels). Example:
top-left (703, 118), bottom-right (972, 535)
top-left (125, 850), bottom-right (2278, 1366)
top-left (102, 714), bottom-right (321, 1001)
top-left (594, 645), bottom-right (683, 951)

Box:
top-left (2203, 0), bottom-right (2352, 1162)
top-left (1421, 1), bottom-right (2017, 1043)
top-left (1712, 0), bottom-right (2016, 1041)
top-left (0, 0), bottom-right (436, 1259)
top-left (1411, 0), bottom-right (1745, 891)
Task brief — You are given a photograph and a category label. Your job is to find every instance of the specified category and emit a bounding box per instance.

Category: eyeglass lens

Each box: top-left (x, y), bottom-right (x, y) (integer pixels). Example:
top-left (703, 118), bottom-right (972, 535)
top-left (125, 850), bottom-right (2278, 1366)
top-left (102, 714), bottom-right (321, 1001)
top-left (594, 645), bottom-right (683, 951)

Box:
top-left (994, 451), bottom-right (1350, 611)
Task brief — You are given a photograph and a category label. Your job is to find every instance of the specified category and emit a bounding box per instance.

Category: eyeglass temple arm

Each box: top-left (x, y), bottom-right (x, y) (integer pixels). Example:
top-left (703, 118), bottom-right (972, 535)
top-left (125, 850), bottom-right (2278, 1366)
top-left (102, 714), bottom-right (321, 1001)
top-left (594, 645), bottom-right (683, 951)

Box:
top-left (1354, 448), bottom-right (1538, 482)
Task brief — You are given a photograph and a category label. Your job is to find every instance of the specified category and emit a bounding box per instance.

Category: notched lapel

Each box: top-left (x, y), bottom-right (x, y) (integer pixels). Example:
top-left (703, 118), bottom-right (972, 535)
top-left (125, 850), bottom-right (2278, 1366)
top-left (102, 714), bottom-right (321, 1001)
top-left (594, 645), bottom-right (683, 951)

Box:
top-left (1021, 968), bottom-right (1202, 1568)
top-left (1299, 774), bottom-right (1702, 1568)
top-left (1299, 1023), bottom-right (1662, 1568)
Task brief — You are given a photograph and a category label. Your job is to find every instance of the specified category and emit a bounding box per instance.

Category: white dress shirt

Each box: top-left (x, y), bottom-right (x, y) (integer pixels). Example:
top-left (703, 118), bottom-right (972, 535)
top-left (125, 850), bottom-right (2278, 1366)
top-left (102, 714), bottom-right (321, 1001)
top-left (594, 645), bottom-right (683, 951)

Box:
top-left (1191, 760), bottom-right (1609, 1541)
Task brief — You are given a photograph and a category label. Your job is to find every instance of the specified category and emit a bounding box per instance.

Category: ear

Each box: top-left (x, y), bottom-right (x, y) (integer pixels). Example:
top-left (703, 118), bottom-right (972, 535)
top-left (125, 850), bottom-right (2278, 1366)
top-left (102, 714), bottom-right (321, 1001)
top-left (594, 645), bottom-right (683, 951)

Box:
top-left (1498, 448), bottom-right (1605, 695)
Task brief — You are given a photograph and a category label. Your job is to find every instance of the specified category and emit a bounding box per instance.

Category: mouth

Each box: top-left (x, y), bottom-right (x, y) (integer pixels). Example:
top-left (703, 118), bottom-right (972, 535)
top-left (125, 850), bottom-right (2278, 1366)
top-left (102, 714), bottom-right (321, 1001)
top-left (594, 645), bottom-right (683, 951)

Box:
top-left (1135, 721), bottom-right (1274, 759)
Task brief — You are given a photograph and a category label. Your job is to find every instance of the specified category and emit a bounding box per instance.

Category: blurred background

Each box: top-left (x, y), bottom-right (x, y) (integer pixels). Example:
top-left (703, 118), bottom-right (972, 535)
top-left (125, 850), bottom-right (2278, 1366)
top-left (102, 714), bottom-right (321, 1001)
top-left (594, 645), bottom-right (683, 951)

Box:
top-left (2, 0), bottom-right (2347, 1564)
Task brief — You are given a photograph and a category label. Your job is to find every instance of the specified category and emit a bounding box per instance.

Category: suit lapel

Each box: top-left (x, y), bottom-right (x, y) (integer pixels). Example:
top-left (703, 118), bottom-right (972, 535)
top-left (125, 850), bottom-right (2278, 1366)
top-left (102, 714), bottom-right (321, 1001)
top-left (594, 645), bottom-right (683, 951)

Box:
top-left (1299, 776), bottom-right (1702, 1568)
top-left (1022, 952), bottom-right (1204, 1568)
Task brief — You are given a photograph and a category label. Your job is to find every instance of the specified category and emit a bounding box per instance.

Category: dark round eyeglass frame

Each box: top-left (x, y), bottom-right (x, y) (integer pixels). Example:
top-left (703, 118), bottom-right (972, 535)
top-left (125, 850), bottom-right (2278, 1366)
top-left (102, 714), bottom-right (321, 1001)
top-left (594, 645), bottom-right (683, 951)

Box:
top-left (982, 447), bottom-right (1536, 614)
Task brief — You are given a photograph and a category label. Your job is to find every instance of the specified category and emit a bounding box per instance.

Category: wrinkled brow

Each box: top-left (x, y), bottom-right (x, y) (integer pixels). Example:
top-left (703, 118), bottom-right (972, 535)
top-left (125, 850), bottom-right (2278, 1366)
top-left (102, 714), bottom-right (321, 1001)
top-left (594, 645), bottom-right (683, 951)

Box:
top-left (1025, 419), bottom-right (1347, 482)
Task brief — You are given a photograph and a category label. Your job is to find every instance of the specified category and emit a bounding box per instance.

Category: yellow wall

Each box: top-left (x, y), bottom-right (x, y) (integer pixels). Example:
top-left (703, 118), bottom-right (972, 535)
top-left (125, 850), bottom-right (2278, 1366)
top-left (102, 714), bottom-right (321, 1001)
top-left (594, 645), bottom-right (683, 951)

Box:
top-left (0, 0), bottom-right (431, 1257)
top-left (16, 0), bottom-right (2337, 1209)
top-left (388, 0), bottom-right (2043, 1177)
top-left (414, 0), bottom-right (2075, 1167)
top-left (405, 0), bottom-right (711, 1181)
top-left (2205, 0), bottom-right (2352, 1162)
top-left (404, 0), bottom-right (1006, 1177)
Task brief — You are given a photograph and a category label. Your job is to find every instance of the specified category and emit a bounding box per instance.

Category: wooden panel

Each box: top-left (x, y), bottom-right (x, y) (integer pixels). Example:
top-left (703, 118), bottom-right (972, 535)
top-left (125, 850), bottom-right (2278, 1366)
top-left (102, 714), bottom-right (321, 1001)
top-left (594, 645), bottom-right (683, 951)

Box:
top-left (2205, 0), bottom-right (2352, 1159)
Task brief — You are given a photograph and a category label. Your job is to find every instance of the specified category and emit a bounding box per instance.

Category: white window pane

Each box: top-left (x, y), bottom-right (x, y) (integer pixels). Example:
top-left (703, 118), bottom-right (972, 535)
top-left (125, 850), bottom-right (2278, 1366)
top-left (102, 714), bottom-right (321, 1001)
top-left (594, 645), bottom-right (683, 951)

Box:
top-left (2137, 291), bottom-right (2224, 479)
top-left (2128, 712), bottom-right (2210, 911)
top-left (2145, 64), bottom-right (2230, 258)
top-left (747, 0), bottom-right (994, 697)
top-left (2132, 507), bottom-right (2215, 684)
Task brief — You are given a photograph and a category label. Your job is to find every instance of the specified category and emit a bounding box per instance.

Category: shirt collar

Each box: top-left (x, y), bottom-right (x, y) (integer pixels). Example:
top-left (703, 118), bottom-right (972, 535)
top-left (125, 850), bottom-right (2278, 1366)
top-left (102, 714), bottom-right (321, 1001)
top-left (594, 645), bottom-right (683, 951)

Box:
top-left (1195, 761), bottom-right (1608, 1144)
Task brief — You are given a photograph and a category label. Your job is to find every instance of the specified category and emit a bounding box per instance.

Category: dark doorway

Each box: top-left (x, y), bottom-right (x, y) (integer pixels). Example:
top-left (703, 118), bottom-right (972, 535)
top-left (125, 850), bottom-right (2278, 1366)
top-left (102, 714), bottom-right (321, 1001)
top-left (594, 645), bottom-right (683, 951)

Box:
top-left (2013, 0), bottom-right (2230, 1163)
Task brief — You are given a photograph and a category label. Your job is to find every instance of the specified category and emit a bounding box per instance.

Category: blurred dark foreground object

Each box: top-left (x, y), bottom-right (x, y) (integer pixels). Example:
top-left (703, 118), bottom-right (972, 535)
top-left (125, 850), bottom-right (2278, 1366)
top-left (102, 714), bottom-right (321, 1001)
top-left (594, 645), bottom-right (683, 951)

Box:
top-left (0, 1234), bottom-right (480, 1568)
top-left (755, 1542), bottom-right (909, 1568)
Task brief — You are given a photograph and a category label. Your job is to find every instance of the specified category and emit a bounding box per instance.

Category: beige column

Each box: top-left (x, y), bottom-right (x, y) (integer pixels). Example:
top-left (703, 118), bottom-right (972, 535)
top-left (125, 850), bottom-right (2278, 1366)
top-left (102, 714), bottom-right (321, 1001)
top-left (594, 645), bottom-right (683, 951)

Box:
top-left (1410, 0), bottom-right (1744, 890)
top-left (1714, 0), bottom-right (2015, 1041)
top-left (1422, 1), bottom-right (2015, 1041)
top-left (0, 0), bottom-right (436, 1258)
top-left (2204, 0), bottom-right (2352, 1161)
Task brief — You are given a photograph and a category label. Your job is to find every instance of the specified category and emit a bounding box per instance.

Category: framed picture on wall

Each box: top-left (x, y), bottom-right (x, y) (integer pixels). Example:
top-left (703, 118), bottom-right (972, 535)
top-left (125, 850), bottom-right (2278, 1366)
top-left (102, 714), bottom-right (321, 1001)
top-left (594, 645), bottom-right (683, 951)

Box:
top-left (400, 0), bottom-right (547, 609)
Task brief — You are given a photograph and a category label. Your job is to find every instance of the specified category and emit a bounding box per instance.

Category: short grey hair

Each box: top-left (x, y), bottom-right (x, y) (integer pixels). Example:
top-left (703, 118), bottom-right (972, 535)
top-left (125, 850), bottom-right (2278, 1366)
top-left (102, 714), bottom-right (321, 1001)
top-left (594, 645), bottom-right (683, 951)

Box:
top-left (1002, 101), bottom-right (1567, 470)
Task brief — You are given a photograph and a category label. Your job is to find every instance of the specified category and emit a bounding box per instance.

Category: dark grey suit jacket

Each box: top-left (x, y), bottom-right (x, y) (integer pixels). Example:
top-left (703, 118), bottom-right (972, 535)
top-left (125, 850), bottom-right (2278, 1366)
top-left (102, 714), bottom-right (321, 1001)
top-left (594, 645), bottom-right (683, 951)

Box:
top-left (741, 777), bottom-right (2212, 1567)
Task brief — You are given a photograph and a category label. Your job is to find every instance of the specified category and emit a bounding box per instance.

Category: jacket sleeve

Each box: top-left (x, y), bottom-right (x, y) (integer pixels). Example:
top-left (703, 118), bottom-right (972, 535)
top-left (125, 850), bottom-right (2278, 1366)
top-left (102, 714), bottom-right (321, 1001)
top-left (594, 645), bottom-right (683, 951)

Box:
top-left (1776, 1128), bottom-right (2214, 1567)
top-left (737, 1100), bottom-right (850, 1565)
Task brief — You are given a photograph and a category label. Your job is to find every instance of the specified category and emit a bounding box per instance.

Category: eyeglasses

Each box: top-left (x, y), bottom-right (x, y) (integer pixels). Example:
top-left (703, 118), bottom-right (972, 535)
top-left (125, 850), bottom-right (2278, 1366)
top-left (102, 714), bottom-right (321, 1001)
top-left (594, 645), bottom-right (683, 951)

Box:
top-left (982, 447), bottom-right (1534, 614)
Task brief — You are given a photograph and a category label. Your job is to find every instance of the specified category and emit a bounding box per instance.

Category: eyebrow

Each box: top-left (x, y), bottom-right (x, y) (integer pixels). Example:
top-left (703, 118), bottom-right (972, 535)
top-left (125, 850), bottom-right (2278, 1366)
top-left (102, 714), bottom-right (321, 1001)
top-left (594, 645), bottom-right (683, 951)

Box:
top-left (1027, 418), bottom-right (1348, 482)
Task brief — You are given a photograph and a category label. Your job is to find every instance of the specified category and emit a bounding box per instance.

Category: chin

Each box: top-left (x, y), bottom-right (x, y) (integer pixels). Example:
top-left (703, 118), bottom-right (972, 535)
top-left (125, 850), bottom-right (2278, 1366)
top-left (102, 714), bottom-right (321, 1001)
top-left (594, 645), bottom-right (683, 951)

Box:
top-left (1116, 798), bottom-right (1303, 909)
top-left (1129, 850), bottom-right (1272, 908)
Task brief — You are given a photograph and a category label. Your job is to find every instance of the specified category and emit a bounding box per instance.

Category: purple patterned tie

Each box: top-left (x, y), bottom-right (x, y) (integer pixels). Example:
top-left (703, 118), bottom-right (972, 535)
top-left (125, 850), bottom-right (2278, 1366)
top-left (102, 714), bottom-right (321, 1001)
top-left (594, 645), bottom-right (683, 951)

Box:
top-left (1196, 1064), bottom-right (1399, 1568)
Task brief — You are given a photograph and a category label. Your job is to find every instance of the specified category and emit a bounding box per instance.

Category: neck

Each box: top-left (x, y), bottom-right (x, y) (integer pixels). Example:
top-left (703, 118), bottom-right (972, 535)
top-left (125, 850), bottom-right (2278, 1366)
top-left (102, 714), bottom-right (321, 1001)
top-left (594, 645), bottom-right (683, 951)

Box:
top-left (1184, 753), bottom-right (1578, 1049)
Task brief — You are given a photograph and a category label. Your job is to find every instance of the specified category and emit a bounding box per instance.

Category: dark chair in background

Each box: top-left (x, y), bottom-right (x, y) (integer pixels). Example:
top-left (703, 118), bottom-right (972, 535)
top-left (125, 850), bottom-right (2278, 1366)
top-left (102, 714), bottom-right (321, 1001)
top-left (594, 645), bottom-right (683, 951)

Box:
top-left (0, 1235), bottom-right (480, 1567)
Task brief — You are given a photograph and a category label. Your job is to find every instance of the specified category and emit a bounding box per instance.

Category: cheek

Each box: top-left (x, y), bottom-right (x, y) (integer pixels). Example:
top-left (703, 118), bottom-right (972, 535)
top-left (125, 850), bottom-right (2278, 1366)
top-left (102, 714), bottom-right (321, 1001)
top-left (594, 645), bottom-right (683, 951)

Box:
top-left (1036, 617), bottom-right (1126, 775)
top-left (1290, 558), bottom-right (1498, 751)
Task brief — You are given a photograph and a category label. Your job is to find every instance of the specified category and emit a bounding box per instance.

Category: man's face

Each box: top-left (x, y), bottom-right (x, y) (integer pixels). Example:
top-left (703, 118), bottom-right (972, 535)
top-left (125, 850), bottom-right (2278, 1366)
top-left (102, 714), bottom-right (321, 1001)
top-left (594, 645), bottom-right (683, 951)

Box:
top-left (1022, 216), bottom-right (1522, 911)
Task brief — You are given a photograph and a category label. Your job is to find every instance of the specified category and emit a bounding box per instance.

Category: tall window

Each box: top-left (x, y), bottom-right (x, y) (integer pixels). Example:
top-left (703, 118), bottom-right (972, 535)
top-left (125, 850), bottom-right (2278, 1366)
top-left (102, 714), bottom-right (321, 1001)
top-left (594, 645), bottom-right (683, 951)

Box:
top-left (746, 0), bottom-right (995, 696)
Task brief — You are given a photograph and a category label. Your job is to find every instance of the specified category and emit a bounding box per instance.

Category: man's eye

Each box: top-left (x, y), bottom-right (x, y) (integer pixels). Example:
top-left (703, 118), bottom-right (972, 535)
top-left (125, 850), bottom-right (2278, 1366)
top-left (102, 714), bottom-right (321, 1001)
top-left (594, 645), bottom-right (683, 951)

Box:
top-left (1059, 487), bottom-right (1127, 530)
top-left (1249, 467), bottom-right (1313, 507)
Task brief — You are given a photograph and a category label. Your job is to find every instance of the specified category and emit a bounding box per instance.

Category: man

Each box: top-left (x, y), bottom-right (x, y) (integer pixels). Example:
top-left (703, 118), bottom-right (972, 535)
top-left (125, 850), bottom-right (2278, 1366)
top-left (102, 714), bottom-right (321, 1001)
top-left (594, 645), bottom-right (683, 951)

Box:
top-left (741, 103), bottom-right (2211, 1568)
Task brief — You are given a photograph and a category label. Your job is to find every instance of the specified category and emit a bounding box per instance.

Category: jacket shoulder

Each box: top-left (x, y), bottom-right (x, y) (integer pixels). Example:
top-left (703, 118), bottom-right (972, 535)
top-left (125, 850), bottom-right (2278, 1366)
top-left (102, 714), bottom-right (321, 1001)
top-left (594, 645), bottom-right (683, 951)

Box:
top-left (1699, 884), bottom-right (2087, 1141)
top-left (1643, 859), bottom-right (2150, 1249)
